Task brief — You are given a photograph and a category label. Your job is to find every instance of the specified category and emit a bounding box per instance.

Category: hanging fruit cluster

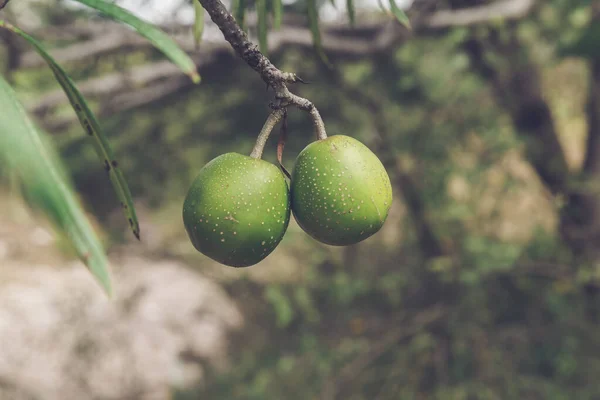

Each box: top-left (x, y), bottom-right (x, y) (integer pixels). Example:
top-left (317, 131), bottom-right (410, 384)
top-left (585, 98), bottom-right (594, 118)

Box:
top-left (182, 112), bottom-right (393, 267)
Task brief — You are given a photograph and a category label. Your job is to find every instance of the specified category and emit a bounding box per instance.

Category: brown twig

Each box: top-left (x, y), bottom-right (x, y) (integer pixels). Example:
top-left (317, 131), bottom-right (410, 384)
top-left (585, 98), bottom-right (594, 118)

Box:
top-left (196, 0), bottom-right (328, 140)
top-left (250, 108), bottom-right (286, 159)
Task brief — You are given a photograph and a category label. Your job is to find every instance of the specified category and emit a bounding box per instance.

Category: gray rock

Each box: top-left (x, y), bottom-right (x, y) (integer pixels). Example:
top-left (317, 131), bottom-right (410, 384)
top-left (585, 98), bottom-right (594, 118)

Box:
top-left (0, 256), bottom-right (243, 400)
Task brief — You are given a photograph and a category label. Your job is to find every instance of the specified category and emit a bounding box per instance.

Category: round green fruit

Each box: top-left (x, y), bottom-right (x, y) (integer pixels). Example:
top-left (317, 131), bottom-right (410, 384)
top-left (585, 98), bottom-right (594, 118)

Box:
top-left (290, 135), bottom-right (392, 246)
top-left (183, 153), bottom-right (291, 267)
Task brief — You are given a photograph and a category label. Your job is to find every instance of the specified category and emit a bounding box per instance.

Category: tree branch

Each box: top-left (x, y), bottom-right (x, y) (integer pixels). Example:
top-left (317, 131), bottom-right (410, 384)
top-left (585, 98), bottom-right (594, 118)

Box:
top-left (196, 0), bottom-right (299, 86)
top-left (19, 22), bottom-right (400, 70)
top-left (559, 6), bottom-right (600, 259)
top-left (425, 0), bottom-right (535, 28)
top-left (23, 0), bottom-right (540, 130)
top-left (584, 64), bottom-right (600, 169)
top-left (19, 0), bottom-right (537, 71)
top-left (196, 0), bottom-right (327, 140)
top-left (28, 56), bottom-right (208, 115)
top-left (25, 22), bottom-right (401, 130)
top-left (582, 4), bottom-right (600, 176)
top-left (463, 31), bottom-right (570, 196)
top-left (36, 76), bottom-right (193, 132)
top-left (455, 1), bottom-right (600, 262)
top-left (19, 30), bottom-right (147, 68)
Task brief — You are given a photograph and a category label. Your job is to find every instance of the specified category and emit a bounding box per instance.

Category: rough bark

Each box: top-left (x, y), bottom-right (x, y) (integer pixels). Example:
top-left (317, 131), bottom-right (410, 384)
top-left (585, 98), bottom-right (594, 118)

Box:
top-left (196, 0), bottom-right (301, 88)
top-left (461, 4), bottom-right (600, 265)
top-left (463, 32), bottom-right (570, 196)
top-left (195, 0), bottom-right (327, 140)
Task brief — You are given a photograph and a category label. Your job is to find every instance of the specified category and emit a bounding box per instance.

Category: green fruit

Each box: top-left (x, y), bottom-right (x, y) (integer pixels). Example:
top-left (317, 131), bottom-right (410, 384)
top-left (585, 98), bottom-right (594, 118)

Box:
top-left (183, 153), bottom-right (291, 267)
top-left (291, 135), bottom-right (392, 246)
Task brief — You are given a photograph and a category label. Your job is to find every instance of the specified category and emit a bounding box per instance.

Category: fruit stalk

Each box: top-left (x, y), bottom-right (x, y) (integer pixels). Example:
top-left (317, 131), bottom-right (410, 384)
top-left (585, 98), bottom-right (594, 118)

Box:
top-left (310, 106), bottom-right (327, 140)
top-left (250, 109), bottom-right (285, 159)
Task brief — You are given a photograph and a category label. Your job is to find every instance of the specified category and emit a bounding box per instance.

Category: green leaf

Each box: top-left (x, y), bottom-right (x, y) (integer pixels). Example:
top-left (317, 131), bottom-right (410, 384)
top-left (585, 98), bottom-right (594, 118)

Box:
top-left (557, 21), bottom-right (600, 60)
top-left (389, 0), bottom-right (411, 29)
top-left (265, 286), bottom-right (294, 328)
top-left (193, 1), bottom-right (205, 48)
top-left (257, 0), bottom-right (268, 54)
top-left (232, 0), bottom-right (247, 30)
top-left (74, 0), bottom-right (200, 83)
top-left (273, 0), bottom-right (283, 30)
top-left (0, 75), bottom-right (112, 296)
top-left (346, 0), bottom-right (355, 26)
top-left (0, 20), bottom-right (140, 240)
top-left (307, 0), bottom-right (331, 66)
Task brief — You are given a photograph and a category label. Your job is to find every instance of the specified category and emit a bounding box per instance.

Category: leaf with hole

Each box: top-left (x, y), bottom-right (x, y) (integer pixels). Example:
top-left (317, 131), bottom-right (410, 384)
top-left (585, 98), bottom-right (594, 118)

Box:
top-left (0, 20), bottom-right (140, 240)
top-left (74, 0), bottom-right (200, 83)
top-left (0, 75), bottom-right (112, 296)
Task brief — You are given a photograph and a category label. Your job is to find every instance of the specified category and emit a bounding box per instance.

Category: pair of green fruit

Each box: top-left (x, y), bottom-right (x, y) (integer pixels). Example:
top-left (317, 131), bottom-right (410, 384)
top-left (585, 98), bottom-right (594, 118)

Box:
top-left (182, 135), bottom-right (393, 267)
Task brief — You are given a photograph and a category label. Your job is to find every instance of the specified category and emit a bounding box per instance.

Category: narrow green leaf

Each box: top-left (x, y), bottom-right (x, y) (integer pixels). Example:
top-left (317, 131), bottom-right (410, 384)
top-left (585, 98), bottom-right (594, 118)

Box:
top-left (389, 0), bottom-right (411, 29)
top-left (307, 0), bottom-right (331, 66)
top-left (232, 0), bottom-right (247, 30)
top-left (0, 75), bottom-right (113, 296)
top-left (0, 20), bottom-right (140, 240)
top-left (273, 0), bottom-right (283, 30)
top-left (257, 0), bottom-right (268, 55)
top-left (74, 0), bottom-right (200, 83)
top-left (346, 0), bottom-right (355, 26)
top-left (193, 1), bottom-right (205, 48)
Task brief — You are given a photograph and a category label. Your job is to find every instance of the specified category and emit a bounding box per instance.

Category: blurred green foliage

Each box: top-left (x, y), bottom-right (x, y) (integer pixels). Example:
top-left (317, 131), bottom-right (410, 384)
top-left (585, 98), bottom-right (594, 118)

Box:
top-left (3, 0), bottom-right (600, 398)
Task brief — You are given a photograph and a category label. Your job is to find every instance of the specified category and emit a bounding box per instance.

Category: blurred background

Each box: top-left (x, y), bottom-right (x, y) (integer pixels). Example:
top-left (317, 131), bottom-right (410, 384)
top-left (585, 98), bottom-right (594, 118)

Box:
top-left (1, 0), bottom-right (600, 398)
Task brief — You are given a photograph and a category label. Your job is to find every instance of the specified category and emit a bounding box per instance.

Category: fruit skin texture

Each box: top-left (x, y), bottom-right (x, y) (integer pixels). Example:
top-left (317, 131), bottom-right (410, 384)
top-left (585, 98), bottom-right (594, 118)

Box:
top-left (291, 135), bottom-right (392, 246)
top-left (183, 153), bottom-right (291, 267)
